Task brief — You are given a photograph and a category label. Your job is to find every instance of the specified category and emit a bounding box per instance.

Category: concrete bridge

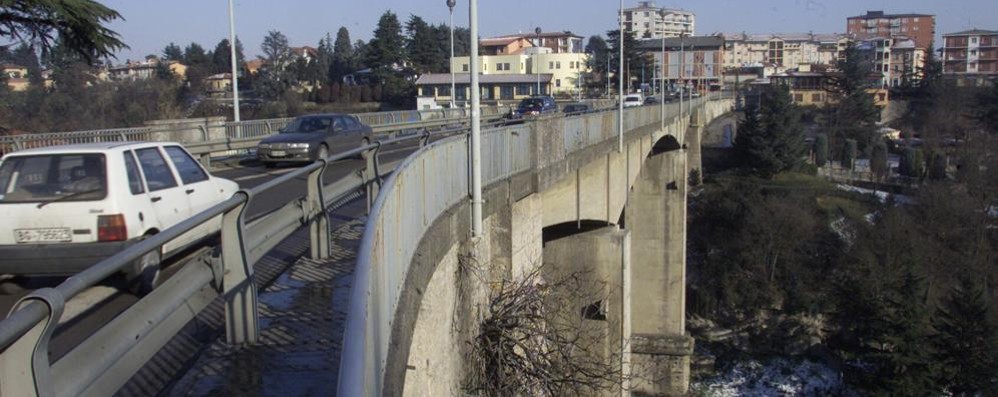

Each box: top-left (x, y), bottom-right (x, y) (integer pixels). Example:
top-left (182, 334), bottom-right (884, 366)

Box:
top-left (344, 98), bottom-right (735, 396)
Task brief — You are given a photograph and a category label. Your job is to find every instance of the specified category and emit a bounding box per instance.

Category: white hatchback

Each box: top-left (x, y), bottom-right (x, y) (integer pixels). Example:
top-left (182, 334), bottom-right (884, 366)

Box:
top-left (0, 142), bottom-right (238, 290)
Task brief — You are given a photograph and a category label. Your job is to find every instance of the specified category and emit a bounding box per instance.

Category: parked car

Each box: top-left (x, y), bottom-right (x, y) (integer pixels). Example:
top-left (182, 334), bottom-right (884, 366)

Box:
top-left (644, 96), bottom-right (660, 105)
top-left (508, 96), bottom-right (559, 120)
top-left (623, 94), bottom-right (643, 108)
top-left (0, 142), bottom-right (239, 292)
top-left (257, 113), bottom-right (373, 167)
top-left (562, 103), bottom-right (591, 115)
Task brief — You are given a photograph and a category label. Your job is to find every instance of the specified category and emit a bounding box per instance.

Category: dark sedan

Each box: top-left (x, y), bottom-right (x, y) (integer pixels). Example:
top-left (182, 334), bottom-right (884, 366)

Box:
top-left (257, 114), bottom-right (373, 167)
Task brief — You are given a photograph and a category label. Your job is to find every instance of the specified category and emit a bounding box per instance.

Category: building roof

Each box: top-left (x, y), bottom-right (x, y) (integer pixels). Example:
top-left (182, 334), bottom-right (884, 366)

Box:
top-left (415, 73), bottom-right (553, 85)
top-left (943, 29), bottom-right (998, 36)
top-left (848, 11), bottom-right (933, 19)
top-left (205, 73), bottom-right (232, 80)
top-left (636, 35), bottom-right (724, 50)
top-left (481, 37), bottom-right (524, 46)
top-left (722, 32), bottom-right (848, 43)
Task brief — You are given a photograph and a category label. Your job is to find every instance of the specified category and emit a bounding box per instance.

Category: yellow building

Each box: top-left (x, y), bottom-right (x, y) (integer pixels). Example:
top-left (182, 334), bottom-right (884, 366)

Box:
top-left (2, 64), bottom-right (29, 92)
top-left (450, 49), bottom-right (590, 97)
top-left (415, 73), bottom-right (553, 107)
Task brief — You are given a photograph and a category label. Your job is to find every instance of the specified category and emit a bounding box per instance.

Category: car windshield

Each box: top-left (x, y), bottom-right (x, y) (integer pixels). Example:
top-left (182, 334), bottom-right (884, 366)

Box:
top-left (0, 153), bottom-right (107, 203)
top-left (284, 116), bottom-right (333, 133)
top-left (625, 97), bottom-right (641, 102)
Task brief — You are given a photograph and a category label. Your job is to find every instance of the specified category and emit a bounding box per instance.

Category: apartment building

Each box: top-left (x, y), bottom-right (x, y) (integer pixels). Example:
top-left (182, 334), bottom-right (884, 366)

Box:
top-left (942, 29), bottom-right (998, 85)
top-left (847, 11), bottom-right (935, 50)
top-left (722, 33), bottom-right (850, 69)
top-left (446, 49), bottom-right (590, 99)
top-left (639, 35), bottom-right (724, 92)
top-left (855, 37), bottom-right (925, 88)
top-left (623, 1), bottom-right (695, 39)
top-left (482, 32), bottom-right (583, 55)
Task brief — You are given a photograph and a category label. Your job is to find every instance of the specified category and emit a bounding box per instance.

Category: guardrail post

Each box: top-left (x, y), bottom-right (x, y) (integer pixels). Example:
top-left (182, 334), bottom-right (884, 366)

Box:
top-left (12, 136), bottom-right (23, 151)
top-left (0, 288), bottom-right (65, 397)
top-left (361, 143), bottom-right (383, 214)
top-left (419, 130), bottom-right (431, 148)
top-left (307, 160), bottom-right (330, 260)
top-left (265, 121), bottom-right (273, 135)
top-left (220, 191), bottom-right (259, 344)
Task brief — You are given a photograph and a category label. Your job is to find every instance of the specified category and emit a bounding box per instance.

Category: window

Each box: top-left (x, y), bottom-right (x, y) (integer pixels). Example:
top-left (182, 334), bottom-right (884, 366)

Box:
top-left (556, 61), bottom-right (561, 69)
top-left (500, 86), bottom-right (513, 100)
top-left (136, 148), bottom-right (177, 192)
top-left (812, 93), bottom-right (822, 102)
top-left (569, 62), bottom-right (575, 69)
top-left (0, 154), bottom-right (107, 203)
top-left (549, 61), bottom-right (554, 69)
top-left (165, 146), bottom-right (208, 185)
top-left (123, 152), bottom-right (144, 194)
top-left (794, 93), bottom-right (803, 102)
top-left (462, 64), bottom-right (469, 72)
top-left (516, 84), bottom-right (531, 96)
top-left (556, 79), bottom-right (561, 87)
top-left (437, 85), bottom-right (450, 96)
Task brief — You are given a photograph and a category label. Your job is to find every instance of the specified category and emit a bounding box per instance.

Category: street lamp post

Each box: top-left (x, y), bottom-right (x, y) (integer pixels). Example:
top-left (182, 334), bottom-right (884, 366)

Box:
top-left (469, 0), bottom-right (482, 237)
top-left (535, 27), bottom-right (542, 95)
top-left (617, 0), bottom-right (624, 153)
top-left (227, 0), bottom-right (240, 123)
top-left (679, 33), bottom-right (684, 118)
top-left (660, 9), bottom-right (667, 130)
top-left (447, 0), bottom-right (456, 107)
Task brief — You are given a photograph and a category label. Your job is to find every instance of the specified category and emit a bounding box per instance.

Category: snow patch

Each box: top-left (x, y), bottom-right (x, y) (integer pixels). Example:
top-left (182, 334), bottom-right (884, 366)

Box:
top-left (692, 358), bottom-right (858, 397)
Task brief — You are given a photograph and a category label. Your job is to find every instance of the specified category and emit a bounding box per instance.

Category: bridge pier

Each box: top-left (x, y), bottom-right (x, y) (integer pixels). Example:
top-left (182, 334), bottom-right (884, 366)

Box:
top-left (624, 137), bottom-right (693, 396)
top-left (686, 109), bottom-right (705, 186)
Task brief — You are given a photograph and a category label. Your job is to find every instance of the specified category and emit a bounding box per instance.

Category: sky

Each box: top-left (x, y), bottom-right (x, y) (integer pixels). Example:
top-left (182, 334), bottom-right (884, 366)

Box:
top-left (102, 0), bottom-right (998, 62)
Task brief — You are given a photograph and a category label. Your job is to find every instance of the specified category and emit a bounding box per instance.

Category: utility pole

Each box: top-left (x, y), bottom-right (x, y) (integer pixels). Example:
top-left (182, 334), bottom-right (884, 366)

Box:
top-left (535, 27), bottom-right (542, 95)
top-left (469, 0), bottom-right (483, 237)
top-left (617, 0), bottom-right (624, 152)
top-left (448, 0), bottom-right (457, 107)
top-left (227, 0), bottom-right (240, 123)
top-left (660, 12), bottom-right (666, 130)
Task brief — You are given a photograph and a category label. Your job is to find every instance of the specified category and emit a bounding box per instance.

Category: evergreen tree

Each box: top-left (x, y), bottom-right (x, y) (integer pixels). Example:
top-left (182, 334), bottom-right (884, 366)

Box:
top-left (330, 27), bottom-right (355, 83)
top-left (366, 11), bottom-right (407, 72)
top-left (405, 15), bottom-right (440, 73)
top-left (12, 44), bottom-right (41, 84)
top-left (183, 42), bottom-right (211, 67)
top-left (814, 133), bottom-right (829, 167)
top-left (162, 42), bottom-right (183, 62)
top-left (821, 43), bottom-right (880, 153)
top-left (972, 81), bottom-right (998, 134)
top-left (606, 29), bottom-right (642, 91)
top-left (874, 272), bottom-right (940, 396)
top-left (932, 278), bottom-right (998, 395)
top-left (257, 30), bottom-right (294, 99)
top-left (585, 35), bottom-right (610, 93)
top-left (871, 142), bottom-right (889, 183)
top-left (315, 33), bottom-right (334, 85)
top-left (841, 139), bottom-right (858, 170)
top-left (210, 38), bottom-right (244, 74)
top-left (734, 84), bottom-right (805, 178)
top-left (0, 0), bottom-right (126, 62)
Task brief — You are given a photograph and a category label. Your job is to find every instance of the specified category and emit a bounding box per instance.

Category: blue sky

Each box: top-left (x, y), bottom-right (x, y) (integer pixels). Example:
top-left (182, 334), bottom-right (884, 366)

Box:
top-left (103, 0), bottom-right (998, 61)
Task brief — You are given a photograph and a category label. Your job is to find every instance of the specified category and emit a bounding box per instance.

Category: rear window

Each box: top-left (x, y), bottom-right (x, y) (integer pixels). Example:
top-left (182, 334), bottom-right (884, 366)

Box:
top-left (0, 153), bottom-right (107, 203)
top-left (518, 98), bottom-right (545, 109)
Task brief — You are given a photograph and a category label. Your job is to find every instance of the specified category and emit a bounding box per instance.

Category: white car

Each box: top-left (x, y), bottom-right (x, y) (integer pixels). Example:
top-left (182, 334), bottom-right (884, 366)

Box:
top-left (623, 94), bottom-right (643, 108)
top-left (0, 142), bottom-right (239, 291)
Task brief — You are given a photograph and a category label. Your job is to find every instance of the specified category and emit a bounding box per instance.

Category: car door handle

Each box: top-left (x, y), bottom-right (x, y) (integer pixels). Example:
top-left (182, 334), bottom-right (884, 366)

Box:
top-left (186, 189), bottom-right (195, 195)
top-left (151, 196), bottom-right (162, 203)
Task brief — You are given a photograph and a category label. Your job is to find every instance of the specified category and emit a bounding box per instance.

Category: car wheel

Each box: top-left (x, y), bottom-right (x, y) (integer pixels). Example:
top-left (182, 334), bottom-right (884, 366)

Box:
top-left (129, 245), bottom-right (162, 296)
top-left (315, 144), bottom-right (329, 162)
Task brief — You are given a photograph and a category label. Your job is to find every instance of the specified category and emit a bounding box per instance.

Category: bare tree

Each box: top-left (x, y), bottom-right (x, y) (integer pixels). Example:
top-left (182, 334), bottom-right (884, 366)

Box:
top-left (464, 266), bottom-right (624, 396)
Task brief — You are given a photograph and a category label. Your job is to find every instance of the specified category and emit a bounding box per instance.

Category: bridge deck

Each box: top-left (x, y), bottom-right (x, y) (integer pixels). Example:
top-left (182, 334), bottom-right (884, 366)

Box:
top-left (160, 202), bottom-right (364, 396)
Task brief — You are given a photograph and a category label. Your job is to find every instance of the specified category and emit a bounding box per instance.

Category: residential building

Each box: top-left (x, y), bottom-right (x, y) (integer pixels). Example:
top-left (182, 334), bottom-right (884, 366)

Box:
top-left (623, 1), bottom-right (695, 39)
top-left (481, 35), bottom-right (535, 55)
top-left (481, 32), bottom-right (583, 55)
top-left (415, 73), bottom-right (553, 106)
top-left (763, 64), bottom-right (889, 109)
top-left (942, 29), bottom-right (998, 85)
top-left (722, 33), bottom-right (850, 69)
top-left (1, 63), bottom-right (29, 91)
top-left (847, 11), bottom-right (935, 50)
top-left (289, 46), bottom-right (318, 63)
top-left (639, 35), bottom-right (724, 93)
top-left (449, 49), bottom-right (590, 97)
top-left (205, 73), bottom-right (232, 98)
top-left (107, 58), bottom-right (187, 82)
top-left (854, 36), bottom-right (925, 88)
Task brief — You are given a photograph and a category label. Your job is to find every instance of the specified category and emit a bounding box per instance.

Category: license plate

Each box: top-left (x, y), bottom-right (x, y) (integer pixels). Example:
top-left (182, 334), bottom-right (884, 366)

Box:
top-left (15, 228), bottom-right (72, 243)
top-left (270, 150), bottom-right (286, 157)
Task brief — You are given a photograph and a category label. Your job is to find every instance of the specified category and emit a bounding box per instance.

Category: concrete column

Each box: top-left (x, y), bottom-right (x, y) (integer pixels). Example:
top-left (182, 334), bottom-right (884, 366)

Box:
top-left (685, 109), bottom-right (705, 187)
top-left (624, 144), bottom-right (693, 396)
top-left (542, 226), bottom-right (629, 397)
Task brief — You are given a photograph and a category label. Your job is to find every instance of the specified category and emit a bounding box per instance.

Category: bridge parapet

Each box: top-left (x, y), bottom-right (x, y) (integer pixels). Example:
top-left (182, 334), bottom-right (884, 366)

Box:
top-left (342, 97), bottom-right (733, 396)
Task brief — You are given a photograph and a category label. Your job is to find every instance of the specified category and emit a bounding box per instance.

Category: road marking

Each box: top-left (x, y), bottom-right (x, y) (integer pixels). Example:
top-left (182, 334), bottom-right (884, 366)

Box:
top-left (232, 168), bottom-right (297, 182)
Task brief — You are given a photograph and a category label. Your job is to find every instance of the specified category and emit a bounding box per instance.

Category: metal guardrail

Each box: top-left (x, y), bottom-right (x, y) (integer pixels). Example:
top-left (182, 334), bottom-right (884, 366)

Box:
top-left (340, 96), bottom-right (727, 396)
top-left (0, 114), bottom-right (497, 396)
top-left (0, 106), bottom-right (512, 157)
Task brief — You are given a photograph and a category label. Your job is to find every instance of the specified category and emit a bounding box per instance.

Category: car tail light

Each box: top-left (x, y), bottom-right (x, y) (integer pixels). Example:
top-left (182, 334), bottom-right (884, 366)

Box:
top-left (98, 214), bottom-right (127, 242)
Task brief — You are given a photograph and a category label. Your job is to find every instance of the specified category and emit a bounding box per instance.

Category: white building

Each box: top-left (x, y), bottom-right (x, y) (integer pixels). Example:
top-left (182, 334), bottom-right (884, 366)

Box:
top-left (450, 49), bottom-right (591, 96)
top-left (624, 1), bottom-right (695, 39)
top-left (722, 32), bottom-right (851, 69)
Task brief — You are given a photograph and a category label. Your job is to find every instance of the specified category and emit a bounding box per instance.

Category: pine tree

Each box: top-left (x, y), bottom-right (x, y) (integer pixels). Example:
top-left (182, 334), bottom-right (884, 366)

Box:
top-left (606, 29), bottom-right (641, 91)
top-left (874, 272), bottom-right (940, 395)
top-left (821, 43), bottom-right (880, 153)
top-left (183, 42), bottom-right (211, 67)
top-left (162, 42), bottom-right (183, 62)
top-left (330, 27), bottom-right (355, 83)
top-left (973, 81), bottom-right (998, 134)
top-left (734, 84), bottom-right (805, 178)
top-left (871, 142), bottom-right (889, 183)
top-left (932, 278), bottom-right (998, 395)
top-left (210, 38), bottom-right (244, 74)
top-left (405, 15), bottom-right (441, 73)
top-left (366, 11), bottom-right (407, 73)
top-left (814, 133), bottom-right (829, 167)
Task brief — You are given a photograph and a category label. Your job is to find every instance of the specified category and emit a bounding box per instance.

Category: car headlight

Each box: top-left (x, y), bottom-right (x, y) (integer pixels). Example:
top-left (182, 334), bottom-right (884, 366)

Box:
top-left (259, 143), bottom-right (271, 149)
top-left (287, 143), bottom-right (311, 149)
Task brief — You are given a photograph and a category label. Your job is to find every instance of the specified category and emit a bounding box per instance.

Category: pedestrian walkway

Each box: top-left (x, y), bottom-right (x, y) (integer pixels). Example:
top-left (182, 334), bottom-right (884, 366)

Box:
top-left (164, 211), bottom-right (364, 396)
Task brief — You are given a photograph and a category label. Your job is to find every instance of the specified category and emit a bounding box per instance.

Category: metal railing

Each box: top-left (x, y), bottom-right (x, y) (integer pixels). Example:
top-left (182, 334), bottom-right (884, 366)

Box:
top-left (0, 113), bottom-right (500, 396)
top-left (0, 106), bottom-right (513, 157)
top-left (340, 95), bottom-right (728, 396)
